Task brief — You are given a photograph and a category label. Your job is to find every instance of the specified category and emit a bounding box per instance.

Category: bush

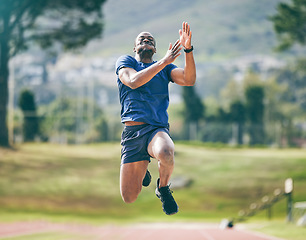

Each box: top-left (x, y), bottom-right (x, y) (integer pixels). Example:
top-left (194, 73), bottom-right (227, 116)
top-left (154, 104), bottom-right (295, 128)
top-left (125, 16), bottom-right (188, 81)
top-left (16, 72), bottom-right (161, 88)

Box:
top-left (18, 89), bottom-right (39, 142)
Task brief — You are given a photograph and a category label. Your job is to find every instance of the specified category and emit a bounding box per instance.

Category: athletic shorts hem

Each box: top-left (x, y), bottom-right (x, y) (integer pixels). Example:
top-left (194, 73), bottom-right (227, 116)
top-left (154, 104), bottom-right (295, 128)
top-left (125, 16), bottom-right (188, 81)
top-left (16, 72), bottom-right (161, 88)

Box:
top-left (120, 124), bottom-right (170, 164)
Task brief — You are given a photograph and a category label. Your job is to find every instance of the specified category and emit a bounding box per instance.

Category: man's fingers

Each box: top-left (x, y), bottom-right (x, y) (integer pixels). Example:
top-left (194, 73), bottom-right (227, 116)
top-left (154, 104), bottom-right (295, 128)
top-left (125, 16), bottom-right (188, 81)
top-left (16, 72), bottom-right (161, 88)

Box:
top-left (172, 39), bottom-right (181, 50)
top-left (169, 41), bottom-right (181, 54)
top-left (173, 51), bottom-right (182, 59)
top-left (182, 21), bottom-right (191, 35)
top-left (177, 46), bottom-right (183, 53)
top-left (172, 46), bottom-right (183, 57)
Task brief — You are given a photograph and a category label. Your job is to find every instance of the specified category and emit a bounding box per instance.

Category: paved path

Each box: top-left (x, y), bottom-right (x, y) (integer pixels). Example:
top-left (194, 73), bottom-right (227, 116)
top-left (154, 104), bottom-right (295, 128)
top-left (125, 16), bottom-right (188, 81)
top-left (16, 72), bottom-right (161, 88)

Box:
top-left (0, 221), bottom-right (285, 240)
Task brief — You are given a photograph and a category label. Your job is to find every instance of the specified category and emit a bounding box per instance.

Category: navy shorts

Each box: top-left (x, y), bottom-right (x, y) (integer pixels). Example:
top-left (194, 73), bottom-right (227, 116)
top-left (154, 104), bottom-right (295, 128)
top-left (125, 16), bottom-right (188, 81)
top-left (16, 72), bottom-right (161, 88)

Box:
top-left (120, 124), bottom-right (170, 164)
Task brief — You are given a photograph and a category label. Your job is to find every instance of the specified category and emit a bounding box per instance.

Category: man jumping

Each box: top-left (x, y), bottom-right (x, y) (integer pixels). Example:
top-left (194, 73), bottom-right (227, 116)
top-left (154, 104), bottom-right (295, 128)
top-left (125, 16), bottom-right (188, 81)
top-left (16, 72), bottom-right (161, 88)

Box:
top-left (115, 22), bottom-right (196, 215)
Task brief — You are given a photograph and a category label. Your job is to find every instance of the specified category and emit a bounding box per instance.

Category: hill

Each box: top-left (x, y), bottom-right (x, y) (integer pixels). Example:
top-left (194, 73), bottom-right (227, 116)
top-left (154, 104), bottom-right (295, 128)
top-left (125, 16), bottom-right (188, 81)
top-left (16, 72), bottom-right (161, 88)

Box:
top-left (85, 0), bottom-right (284, 62)
top-left (13, 0), bottom-right (297, 106)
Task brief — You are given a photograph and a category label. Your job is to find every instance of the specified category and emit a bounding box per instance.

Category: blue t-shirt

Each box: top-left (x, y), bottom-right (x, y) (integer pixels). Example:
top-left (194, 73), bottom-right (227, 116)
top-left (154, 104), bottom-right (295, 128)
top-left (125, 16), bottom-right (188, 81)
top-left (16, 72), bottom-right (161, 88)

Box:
top-left (115, 55), bottom-right (177, 127)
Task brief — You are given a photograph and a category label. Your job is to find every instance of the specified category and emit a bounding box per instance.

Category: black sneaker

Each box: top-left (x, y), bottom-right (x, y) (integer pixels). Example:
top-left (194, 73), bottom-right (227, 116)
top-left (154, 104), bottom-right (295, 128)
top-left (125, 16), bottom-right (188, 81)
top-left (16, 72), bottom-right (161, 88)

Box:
top-left (142, 170), bottom-right (151, 187)
top-left (155, 178), bottom-right (178, 215)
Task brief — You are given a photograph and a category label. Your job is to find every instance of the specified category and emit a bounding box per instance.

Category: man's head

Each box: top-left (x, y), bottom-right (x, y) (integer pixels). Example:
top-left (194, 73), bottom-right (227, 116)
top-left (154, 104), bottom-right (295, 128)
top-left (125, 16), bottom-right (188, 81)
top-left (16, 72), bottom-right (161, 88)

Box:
top-left (133, 32), bottom-right (156, 58)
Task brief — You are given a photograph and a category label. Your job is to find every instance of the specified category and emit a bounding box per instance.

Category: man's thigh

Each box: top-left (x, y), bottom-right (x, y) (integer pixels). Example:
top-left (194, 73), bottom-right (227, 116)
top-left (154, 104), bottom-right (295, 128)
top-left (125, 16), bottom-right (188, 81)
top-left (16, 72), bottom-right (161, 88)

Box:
top-left (120, 160), bottom-right (149, 196)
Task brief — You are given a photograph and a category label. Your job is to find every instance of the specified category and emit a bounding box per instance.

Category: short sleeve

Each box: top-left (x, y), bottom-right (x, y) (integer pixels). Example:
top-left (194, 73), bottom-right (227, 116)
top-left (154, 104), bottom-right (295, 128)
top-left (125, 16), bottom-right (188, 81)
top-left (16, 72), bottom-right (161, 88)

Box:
top-left (115, 55), bottom-right (137, 75)
top-left (166, 63), bottom-right (178, 82)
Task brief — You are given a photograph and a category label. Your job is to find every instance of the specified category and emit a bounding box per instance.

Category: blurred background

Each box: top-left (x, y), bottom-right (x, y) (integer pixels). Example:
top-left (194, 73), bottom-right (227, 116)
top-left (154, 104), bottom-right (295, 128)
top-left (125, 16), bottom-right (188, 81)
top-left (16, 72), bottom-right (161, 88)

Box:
top-left (0, 0), bottom-right (306, 239)
top-left (1, 0), bottom-right (306, 147)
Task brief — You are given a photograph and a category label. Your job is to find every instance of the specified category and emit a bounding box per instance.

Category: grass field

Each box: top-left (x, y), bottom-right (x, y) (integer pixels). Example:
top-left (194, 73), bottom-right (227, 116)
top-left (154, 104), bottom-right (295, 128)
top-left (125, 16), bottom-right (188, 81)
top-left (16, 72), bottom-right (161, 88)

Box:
top-left (0, 143), bottom-right (306, 239)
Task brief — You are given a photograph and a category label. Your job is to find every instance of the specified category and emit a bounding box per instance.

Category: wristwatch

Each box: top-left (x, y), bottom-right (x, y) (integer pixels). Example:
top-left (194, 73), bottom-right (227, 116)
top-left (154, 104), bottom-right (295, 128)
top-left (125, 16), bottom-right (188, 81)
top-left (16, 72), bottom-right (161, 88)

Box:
top-left (184, 46), bottom-right (193, 53)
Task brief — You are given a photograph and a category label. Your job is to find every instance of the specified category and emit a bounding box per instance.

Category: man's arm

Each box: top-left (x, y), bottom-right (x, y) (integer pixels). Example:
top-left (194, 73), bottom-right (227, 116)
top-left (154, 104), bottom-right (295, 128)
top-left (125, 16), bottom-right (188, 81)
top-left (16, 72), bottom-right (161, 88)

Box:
top-left (171, 22), bottom-right (196, 86)
top-left (119, 40), bottom-right (182, 89)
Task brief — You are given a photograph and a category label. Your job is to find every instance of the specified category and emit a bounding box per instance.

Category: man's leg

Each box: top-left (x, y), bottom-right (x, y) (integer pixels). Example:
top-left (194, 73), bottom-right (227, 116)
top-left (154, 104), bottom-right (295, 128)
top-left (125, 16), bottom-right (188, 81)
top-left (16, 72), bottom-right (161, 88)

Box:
top-left (147, 131), bottom-right (175, 188)
top-left (120, 160), bottom-right (149, 203)
top-left (148, 131), bottom-right (178, 215)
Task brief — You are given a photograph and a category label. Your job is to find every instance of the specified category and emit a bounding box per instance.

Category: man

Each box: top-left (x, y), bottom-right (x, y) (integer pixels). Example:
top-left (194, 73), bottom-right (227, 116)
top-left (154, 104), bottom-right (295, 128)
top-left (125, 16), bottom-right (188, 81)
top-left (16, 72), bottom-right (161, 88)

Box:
top-left (115, 22), bottom-right (196, 215)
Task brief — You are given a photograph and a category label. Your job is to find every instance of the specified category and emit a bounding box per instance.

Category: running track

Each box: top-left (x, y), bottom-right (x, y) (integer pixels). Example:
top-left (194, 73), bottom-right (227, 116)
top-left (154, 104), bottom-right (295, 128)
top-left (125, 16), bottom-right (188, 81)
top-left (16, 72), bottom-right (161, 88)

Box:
top-left (0, 222), bottom-right (285, 240)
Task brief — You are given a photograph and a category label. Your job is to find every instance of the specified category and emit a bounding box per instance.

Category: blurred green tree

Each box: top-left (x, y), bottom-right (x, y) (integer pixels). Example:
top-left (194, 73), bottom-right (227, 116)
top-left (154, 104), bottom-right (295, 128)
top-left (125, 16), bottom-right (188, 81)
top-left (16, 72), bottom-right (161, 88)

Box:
top-left (270, 0), bottom-right (306, 51)
top-left (41, 98), bottom-right (107, 144)
top-left (94, 117), bottom-right (109, 142)
top-left (229, 100), bottom-right (246, 145)
top-left (202, 104), bottom-right (232, 143)
top-left (0, 0), bottom-right (107, 147)
top-left (18, 89), bottom-right (39, 142)
top-left (182, 86), bottom-right (205, 140)
top-left (276, 59), bottom-right (306, 112)
top-left (220, 79), bottom-right (243, 109)
top-left (245, 85), bottom-right (265, 145)
top-left (270, 1), bottom-right (306, 146)
top-left (182, 86), bottom-right (205, 122)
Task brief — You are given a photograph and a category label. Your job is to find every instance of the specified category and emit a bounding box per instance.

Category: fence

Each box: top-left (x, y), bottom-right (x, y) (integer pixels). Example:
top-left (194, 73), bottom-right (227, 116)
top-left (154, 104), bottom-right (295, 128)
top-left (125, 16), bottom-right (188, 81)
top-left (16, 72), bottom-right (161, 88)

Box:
top-left (177, 122), bottom-right (306, 148)
top-left (11, 110), bottom-right (306, 147)
top-left (220, 178), bottom-right (295, 229)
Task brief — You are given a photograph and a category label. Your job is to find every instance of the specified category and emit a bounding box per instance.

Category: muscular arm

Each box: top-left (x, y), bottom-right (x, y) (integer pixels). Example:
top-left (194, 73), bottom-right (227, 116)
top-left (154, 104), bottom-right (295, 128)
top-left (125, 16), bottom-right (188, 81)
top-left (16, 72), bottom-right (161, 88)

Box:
top-left (119, 40), bottom-right (182, 89)
top-left (171, 50), bottom-right (196, 86)
top-left (171, 22), bottom-right (196, 86)
top-left (119, 60), bottom-right (168, 89)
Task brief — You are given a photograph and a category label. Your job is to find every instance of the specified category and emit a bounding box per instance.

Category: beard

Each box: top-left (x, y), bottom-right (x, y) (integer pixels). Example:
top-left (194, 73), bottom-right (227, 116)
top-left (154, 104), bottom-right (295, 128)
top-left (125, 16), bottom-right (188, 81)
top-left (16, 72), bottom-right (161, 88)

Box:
top-left (137, 47), bottom-right (154, 59)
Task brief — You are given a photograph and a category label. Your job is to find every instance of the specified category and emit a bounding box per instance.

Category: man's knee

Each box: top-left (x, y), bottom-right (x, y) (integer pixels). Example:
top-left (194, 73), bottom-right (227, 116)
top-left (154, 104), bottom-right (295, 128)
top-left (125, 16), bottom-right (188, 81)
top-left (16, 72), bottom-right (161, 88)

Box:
top-left (121, 193), bottom-right (138, 204)
top-left (120, 184), bottom-right (142, 204)
top-left (157, 145), bottom-right (174, 165)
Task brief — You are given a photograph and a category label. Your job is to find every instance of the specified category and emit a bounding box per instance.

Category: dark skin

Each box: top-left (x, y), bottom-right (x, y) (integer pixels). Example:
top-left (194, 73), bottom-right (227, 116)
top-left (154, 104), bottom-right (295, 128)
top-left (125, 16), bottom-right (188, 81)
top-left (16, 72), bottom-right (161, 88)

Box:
top-left (133, 33), bottom-right (157, 62)
top-left (118, 22), bottom-right (196, 204)
top-left (119, 22), bottom-right (196, 89)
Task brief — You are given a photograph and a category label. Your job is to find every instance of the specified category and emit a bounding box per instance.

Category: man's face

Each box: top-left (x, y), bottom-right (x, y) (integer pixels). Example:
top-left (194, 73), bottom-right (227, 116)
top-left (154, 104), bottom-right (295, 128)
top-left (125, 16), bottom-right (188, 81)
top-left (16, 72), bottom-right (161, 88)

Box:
top-left (134, 32), bottom-right (156, 55)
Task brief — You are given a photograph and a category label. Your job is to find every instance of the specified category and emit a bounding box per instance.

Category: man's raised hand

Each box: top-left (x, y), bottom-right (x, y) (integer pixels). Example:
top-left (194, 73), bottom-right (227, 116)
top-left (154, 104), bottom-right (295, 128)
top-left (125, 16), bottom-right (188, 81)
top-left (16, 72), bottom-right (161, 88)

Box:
top-left (179, 22), bottom-right (192, 50)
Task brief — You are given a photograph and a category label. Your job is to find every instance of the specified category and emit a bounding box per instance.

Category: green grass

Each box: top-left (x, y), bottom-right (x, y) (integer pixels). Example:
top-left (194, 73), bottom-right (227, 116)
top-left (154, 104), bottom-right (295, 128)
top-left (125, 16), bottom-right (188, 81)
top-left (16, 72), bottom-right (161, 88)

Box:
top-left (0, 143), bottom-right (306, 239)
top-left (247, 220), bottom-right (306, 240)
top-left (0, 232), bottom-right (83, 240)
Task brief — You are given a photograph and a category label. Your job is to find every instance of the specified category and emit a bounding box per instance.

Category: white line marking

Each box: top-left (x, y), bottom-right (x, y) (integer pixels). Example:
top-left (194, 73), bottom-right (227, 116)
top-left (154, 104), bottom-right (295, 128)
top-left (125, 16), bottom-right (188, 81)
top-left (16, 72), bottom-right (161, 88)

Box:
top-left (198, 230), bottom-right (216, 240)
